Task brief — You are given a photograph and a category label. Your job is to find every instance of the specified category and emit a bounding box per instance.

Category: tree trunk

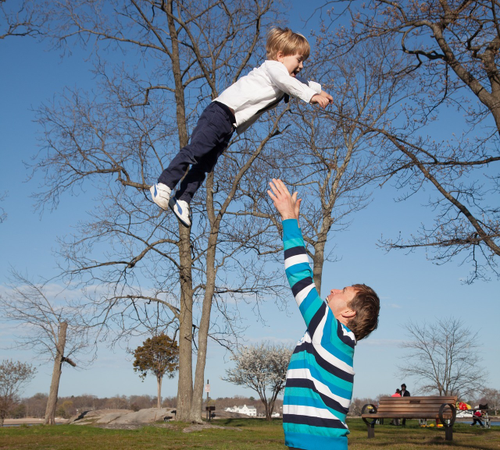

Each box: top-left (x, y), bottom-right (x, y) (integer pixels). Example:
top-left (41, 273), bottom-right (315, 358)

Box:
top-left (265, 402), bottom-right (271, 421)
top-left (191, 293), bottom-right (213, 422)
top-left (44, 321), bottom-right (67, 425)
top-left (191, 206), bottom-right (218, 421)
top-left (176, 226), bottom-right (195, 421)
top-left (312, 242), bottom-right (326, 295)
top-left (165, 0), bottom-right (195, 422)
top-left (157, 374), bottom-right (162, 409)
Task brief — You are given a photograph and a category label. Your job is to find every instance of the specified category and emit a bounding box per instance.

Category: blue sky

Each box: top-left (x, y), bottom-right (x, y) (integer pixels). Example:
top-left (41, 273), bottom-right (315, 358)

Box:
top-left (1, 2), bottom-right (499, 403)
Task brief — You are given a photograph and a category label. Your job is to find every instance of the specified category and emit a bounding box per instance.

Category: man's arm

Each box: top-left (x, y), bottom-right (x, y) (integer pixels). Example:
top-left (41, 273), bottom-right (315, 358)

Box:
top-left (268, 179), bottom-right (329, 331)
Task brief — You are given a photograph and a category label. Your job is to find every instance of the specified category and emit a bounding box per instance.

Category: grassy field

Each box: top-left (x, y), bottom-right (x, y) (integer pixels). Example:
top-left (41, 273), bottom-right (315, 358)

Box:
top-left (1, 418), bottom-right (499, 450)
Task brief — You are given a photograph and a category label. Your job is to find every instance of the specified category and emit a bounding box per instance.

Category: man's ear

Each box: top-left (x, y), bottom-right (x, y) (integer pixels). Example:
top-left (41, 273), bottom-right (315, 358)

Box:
top-left (342, 309), bottom-right (356, 320)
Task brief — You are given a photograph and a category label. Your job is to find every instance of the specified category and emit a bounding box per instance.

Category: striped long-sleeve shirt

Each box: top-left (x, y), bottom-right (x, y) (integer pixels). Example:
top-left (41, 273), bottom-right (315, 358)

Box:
top-left (282, 219), bottom-right (356, 450)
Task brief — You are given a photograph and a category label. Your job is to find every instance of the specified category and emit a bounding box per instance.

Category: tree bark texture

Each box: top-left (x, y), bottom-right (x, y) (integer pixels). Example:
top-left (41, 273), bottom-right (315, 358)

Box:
top-left (157, 375), bottom-right (162, 409)
top-left (44, 321), bottom-right (67, 425)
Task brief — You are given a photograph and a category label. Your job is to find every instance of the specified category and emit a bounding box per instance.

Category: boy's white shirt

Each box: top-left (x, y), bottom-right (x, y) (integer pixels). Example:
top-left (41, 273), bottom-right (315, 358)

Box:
top-left (214, 60), bottom-right (322, 133)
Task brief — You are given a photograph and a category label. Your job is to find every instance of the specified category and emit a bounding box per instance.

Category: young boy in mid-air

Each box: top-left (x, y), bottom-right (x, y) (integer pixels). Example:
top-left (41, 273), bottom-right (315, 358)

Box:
top-left (267, 179), bottom-right (380, 450)
top-left (150, 27), bottom-right (333, 227)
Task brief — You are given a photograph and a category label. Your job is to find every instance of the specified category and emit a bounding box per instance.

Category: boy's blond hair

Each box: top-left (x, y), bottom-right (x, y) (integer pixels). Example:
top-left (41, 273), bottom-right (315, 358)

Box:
top-left (266, 27), bottom-right (310, 61)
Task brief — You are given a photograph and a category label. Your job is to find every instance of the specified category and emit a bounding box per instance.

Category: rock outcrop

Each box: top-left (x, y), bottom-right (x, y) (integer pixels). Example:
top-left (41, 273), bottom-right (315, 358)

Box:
top-left (68, 408), bottom-right (176, 427)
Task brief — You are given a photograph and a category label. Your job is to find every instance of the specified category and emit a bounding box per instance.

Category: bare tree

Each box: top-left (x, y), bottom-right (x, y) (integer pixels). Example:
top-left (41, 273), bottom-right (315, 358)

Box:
top-left (374, 127), bottom-right (500, 282)
top-left (240, 32), bottom-right (408, 295)
top-left (23, 393), bottom-right (48, 418)
top-left (27, 0), bottom-right (288, 422)
top-left (477, 388), bottom-right (500, 414)
top-left (399, 317), bottom-right (487, 398)
top-left (0, 272), bottom-right (92, 424)
top-left (224, 343), bottom-right (292, 420)
top-left (22, 0), bottom-right (411, 423)
top-left (0, 360), bottom-right (36, 426)
top-left (324, 1), bottom-right (500, 281)
top-left (0, 0), bottom-right (40, 40)
top-left (284, 35), bottom-right (410, 292)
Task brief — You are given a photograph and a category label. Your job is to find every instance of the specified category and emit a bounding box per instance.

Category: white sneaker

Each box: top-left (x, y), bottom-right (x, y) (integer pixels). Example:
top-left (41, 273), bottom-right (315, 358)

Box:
top-left (169, 197), bottom-right (191, 227)
top-left (150, 183), bottom-right (171, 210)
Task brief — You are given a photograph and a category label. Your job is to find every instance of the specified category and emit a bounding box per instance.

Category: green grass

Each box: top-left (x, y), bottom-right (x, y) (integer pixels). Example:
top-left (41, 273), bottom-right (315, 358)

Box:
top-left (0, 419), bottom-right (498, 450)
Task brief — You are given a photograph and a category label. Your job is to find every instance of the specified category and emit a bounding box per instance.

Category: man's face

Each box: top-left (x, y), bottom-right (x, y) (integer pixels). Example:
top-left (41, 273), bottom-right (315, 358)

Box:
top-left (277, 52), bottom-right (305, 77)
top-left (326, 286), bottom-right (358, 319)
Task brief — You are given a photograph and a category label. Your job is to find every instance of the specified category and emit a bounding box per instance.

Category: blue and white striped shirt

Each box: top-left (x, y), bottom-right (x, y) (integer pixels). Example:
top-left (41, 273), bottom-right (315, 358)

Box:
top-left (282, 219), bottom-right (356, 450)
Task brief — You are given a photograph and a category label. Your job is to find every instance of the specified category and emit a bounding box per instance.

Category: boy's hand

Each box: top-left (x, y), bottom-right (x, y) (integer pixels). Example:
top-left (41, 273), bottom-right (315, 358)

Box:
top-left (310, 90), bottom-right (333, 108)
top-left (267, 179), bottom-right (301, 221)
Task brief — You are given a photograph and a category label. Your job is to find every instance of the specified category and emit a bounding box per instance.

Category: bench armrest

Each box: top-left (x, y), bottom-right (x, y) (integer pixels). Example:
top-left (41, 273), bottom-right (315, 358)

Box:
top-left (361, 403), bottom-right (378, 426)
top-left (439, 403), bottom-right (457, 428)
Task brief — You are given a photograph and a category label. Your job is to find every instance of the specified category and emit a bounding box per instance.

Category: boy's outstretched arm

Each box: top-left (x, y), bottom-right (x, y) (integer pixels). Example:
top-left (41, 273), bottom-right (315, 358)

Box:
top-left (267, 178), bottom-right (301, 221)
top-left (310, 90), bottom-right (334, 108)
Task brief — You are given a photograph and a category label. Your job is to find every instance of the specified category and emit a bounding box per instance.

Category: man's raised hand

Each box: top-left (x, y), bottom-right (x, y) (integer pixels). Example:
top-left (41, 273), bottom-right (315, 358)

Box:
top-left (267, 178), bottom-right (301, 221)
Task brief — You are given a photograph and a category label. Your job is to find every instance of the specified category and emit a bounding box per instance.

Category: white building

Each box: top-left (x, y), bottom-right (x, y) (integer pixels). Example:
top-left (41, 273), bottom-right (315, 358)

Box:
top-left (224, 404), bottom-right (257, 417)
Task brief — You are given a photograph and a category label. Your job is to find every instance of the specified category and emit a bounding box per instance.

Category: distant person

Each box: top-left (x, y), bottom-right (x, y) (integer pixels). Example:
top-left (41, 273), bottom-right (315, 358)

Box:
top-left (471, 410), bottom-right (485, 427)
top-left (400, 383), bottom-right (410, 426)
top-left (267, 179), bottom-right (380, 450)
top-left (390, 389), bottom-right (401, 425)
top-left (150, 27), bottom-right (333, 227)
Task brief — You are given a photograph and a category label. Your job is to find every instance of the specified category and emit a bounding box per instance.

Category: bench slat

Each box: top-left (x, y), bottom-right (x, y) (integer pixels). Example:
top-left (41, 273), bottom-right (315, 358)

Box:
top-left (363, 412), bottom-right (454, 419)
top-left (376, 406), bottom-right (453, 412)
top-left (366, 411), bottom-right (454, 416)
top-left (378, 396), bottom-right (456, 403)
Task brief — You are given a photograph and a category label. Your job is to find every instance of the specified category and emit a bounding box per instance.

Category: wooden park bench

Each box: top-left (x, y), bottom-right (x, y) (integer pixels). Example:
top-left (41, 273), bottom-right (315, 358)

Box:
top-left (361, 396), bottom-right (458, 441)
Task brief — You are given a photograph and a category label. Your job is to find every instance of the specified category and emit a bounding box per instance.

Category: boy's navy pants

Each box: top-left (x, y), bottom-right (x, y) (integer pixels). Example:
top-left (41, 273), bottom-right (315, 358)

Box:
top-left (158, 101), bottom-right (235, 203)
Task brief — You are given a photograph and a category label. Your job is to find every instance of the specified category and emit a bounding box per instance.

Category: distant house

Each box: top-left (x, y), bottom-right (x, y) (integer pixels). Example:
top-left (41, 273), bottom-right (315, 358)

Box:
top-left (224, 404), bottom-right (257, 417)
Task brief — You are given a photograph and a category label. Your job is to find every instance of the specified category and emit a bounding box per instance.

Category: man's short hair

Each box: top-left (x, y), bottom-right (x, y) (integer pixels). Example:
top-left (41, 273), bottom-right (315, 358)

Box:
top-left (347, 283), bottom-right (380, 340)
top-left (266, 27), bottom-right (310, 61)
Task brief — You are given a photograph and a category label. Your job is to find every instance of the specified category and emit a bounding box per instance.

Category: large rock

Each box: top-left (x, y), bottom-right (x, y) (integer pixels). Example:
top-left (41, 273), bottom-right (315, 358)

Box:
top-left (111, 408), bottom-right (174, 424)
top-left (69, 408), bottom-right (176, 426)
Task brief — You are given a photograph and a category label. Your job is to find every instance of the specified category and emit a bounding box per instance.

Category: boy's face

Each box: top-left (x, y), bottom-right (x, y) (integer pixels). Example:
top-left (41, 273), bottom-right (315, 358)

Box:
top-left (327, 286), bottom-right (357, 321)
top-left (277, 52), bottom-right (305, 77)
